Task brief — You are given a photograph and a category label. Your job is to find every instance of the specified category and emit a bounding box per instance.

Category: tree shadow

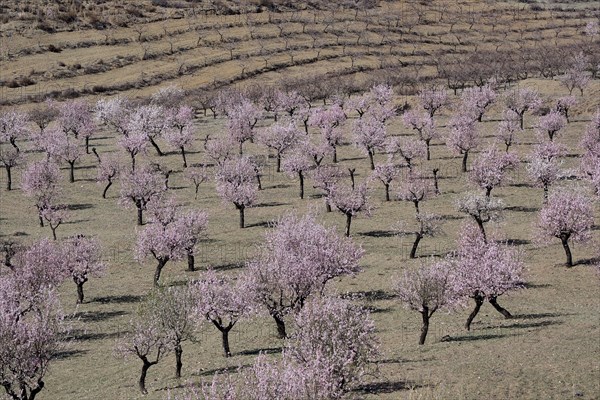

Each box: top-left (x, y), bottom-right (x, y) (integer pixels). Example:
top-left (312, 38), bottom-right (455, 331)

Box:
top-left (513, 312), bottom-right (570, 319)
top-left (441, 333), bottom-right (519, 342)
top-left (67, 203), bottom-right (94, 211)
top-left (69, 329), bottom-right (124, 341)
top-left (236, 346), bottom-right (282, 356)
top-left (54, 349), bottom-right (88, 359)
top-left (501, 238), bottom-right (531, 246)
top-left (508, 183), bottom-right (533, 188)
top-left (69, 310), bottom-right (127, 323)
top-left (92, 294), bottom-right (143, 304)
top-left (212, 262), bottom-right (244, 272)
top-left (522, 282), bottom-right (552, 289)
top-left (360, 230), bottom-right (397, 238)
top-left (344, 289), bottom-right (397, 301)
top-left (269, 184), bottom-right (292, 189)
top-left (440, 214), bottom-right (463, 220)
top-left (255, 201), bottom-right (288, 208)
top-left (505, 205), bottom-right (539, 212)
top-left (354, 380), bottom-right (426, 395)
top-left (577, 256), bottom-right (600, 266)
top-left (497, 320), bottom-right (563, 330)
top-left (64, 219), bottom-right (92, 224)
top-left (192, 364), bottom-right (250, 378)
top-left (246, 221), bottom-right (270, 228)
top-left (379, 357), bottom-right (435, 364)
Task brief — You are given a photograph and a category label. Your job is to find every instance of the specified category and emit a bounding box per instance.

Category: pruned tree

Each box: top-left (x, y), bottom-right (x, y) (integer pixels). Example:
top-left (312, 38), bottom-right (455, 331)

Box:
top-left (164, 105), bottom-right (195, 168)
top-left (402, 111), bottom-right (438, 160)
top-left (281, 149), bottom-right (312, 199)
top-left (394, 212), bottom-right (444, 259)
top-left (503, 88), bottom-right (542, 129)
top-left (311, 164), bottom-right (344, 212)
top-left (456, 192), bottom-right (504, 242)
top-left (21, 161), bottom-right (61, 227)
top-left (418, 86), bottom-right (447, 119)
top-left (309, 104), bottom-right (346, 163)
top-left (184, 163), bottom-right (209, 200)
top-left (469, 147), bottom-right (519, 197)
top-left (257, 119), bottom-right (302, 172)
top-left (371, 162), bottom-right (400, 201)
top-left (57, 99), bottom-right (96, 154)
top-left (536, 110), bottom-right (566, 142)
top-left (397, 173), bottom-right (435, 215)
top-left (215, 156), bottom-right (258, 228)
top-left (328, 182), bottom-right (372, 236)
top-left (526, 141), bottom-right (567, 203)
top-left (62, 234), bottom-right (106, 304)
top-left (446, 113), bottom-right (480, 172)
top-left (353, 116), bottom-right (387, 170)
top-left (119, 165), bottom-right (165, 226)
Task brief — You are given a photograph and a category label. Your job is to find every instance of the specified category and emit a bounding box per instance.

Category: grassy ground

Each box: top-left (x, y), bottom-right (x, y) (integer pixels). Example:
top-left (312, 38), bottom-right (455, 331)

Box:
top-left (1, 1), bottom-right (600, 399)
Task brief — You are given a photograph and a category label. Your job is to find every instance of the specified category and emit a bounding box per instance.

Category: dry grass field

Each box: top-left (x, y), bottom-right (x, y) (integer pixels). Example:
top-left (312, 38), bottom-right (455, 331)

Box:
top-left (1, 1), bottom-right (600, 399)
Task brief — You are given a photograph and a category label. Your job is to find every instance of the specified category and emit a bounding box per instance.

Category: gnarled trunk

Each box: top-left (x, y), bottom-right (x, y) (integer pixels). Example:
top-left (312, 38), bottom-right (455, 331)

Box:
top-left (461, 151), bottom-right (469, 173)
top-left (410, 233), bottom-right (423, 259)
top-left (425, 139), bottom-right (431, 161)
top-left (345, 213), bottom-right (352, 237)
top-left (137, 205), bottom-right (143, 226)
top-left (149, 137), bottom-right (164, 156)
top-left (368, 150), bottom-right (375, 170)
top-left (181, 147), bottom-right (187, 168)
top-left (5, 165), bottom-right (12, 191)
top-left (273, 314), bottom-right (287, 339)
top-left (419, 306), bottom-right (430, 345)
top-left (560, 235), bottom-right (573, 267)
top-left (102, 179), bottom-right (113, 199)
top-left (488, 296), bottom-right (512, 319)
top-left (153, 258), bottom-right (168, 287)
top-left (68, 161), bottom-right (75, 183)
top-left (174, 343), bottom-right (183, 378)
top-left (465, 294), bottom-right (484, 331)
top-left (237, 205), bottom-right (245, 228)
top-left (384, 183), bottom-right (390, 201)
top-left (187, 253), bottom-right (195, 272)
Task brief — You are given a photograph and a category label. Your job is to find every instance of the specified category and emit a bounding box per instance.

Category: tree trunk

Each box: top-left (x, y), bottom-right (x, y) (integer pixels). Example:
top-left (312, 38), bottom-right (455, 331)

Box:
top-left (256, 173), bottom-right (262, 190)
top-left (298, 171), bottom-right (304, 199)
top-left (385, 183), bottom-right (390, 201)
top-left (368, 150), bottom-right (375, 170)
top-left (461, 151), bottom-right (469, 173)
top-left (137, 205), bottom-right (143, 226)
top-left (5, 165), bottom-right (11, 190)
top-left (85, 137), bottom-right (90, 154)
top-left (325, 198), bottom-right (332, 213)
top-left (561, 235), bottom-right (573, 267)
top-left (273, 314), bottom-right (287, 339)
top-left (194, 184), bottom-right (200, 199)
top-left (488, 296), bottom-right (512, 319)
top-left (413, 201), bottom-right (420, 215)
top-left (345, 213), bottom-right (352, 237)
top-left (419, 308), bottom-right (430, 345)
top-left (425, 140), bottom-right (431, 160)
top-left (475, 218), bottom-right (487, 243)
top-left (543, 184), bottom-right (549, 204)
top-left (238, 206), bottom-right (245, 228)
top-left (519, 112), bottom-right (525, 130)
top-left (149, 137), bottom-right (164, 156)
top-left (485, 186), bottom-right (492, 198)
top-left (38, 211), bottom-right (44, 227)
top-left (187, 253), bottom-right (195, 272)
top-left (102, 180), bottom-right (112, 199)
top-left (139, 361), bottom-right (153, 395)
top-left (349, 168), bottom-right (356, 189)
top-left (465, 294), bottom-right (484, 331)
top-left (220, 327), bottom-right (232, 357)
top-left (410, 233), bottom-right (422, 259)
top-left (76, 282), bottom-right (85, 304)
top-left (239, 141), bottom-right (243, 155)
top-left (433, 168), bottom-right (440, 194)
top-left (181, 147), bottom-right (187, 168)
top-left (131, 152), bottom-right (136, 171)
top-left (153, 258), bottom-right (168, 287)
top-left (175, 343), bottom-right (183, 378)
top-left (69, 161), bottom-right (75, 183)
top-left (332, 146), bottom-right (337, 163)
top-left (51, 226), bottom-right (57, 241)
top-left (276, 153), bottom-right (281, 172)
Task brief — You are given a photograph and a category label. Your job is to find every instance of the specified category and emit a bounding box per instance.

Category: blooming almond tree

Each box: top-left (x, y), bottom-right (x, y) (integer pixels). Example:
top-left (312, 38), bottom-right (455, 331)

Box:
top-left (397, 173), bottom-right (435, 215)
top-left (116, 307), bottom-right (171, 395)
top-left (257, 119), bottom-right (302, 172)
top-left (215, 156), bottom-right (258, 228)
top-left (372, 162), bottom-right (400, 201)
top-left (0, 144), bottom-right (23, 191)
top-left (95, 96), bottom-right (132, 136)
top-left (536, 188), bottom-right (594, 267)
top-left (28, 103), bottom-right (58, 134)
top-left (57, 99), bottom-right (96, 153)
top-left (526, 141), bottom-right (567, 203)
top-left (203, 134), bottom-right (236, 167)
top-left (561, 52), bottom-right (590, 96)
top-left (418, 87), bottom-right (447, 120)
top-left (446, 113), bottom-right (480, 172)
top-left (53, 132), bottom-right (84, 183)
top-left (452, 224), bottom-right (525, 330)
top-left (536, 110), bottom-right (567, 142)
top-left (226, 98), bottom-right (262, 155)
top-left (328, 182), bottom-right (372, 236)
top-left (193, 270), bottom-right (250, 357)
top-left (62, 235), bottom-right (106, 304)
top-left (118, 130), bottom-right (148, 172)
top-left (581, 109), bottom-right (600, 157)
top-left (394, 212), bottom-right (444, 259)
top-left (244, 213), bottom-right (363, 338)
top-left (177, 209), bottom-right (209, 272)
top-left (128, 105), bottom-right (167, 157)
top-left (460, 84), bottom-right (497, 122)
top-left (21, 160), bottom-right (61, 227)
top-left (469, 147), bottom-right (519, 197)
top-left (386, 136), bottom-right (427, 172)
top-left (555, 96), bottom-right (577, 123)
top-left (353, 116), bottom-right (387, 170)
top-left (402, 111), bottom-right (438, 160)
top-left (184, 163), bottom-right (209, 200)
top-left (40, 204), bottom-right (68, 241)
top-left (311, 164), bottom-right (344, 212)
top-left (580, 154), bottom-right (600, 196)
top-left (281, 149), bottom-right (312, 199)
top-left (93, 151), bottom-right (120, 199)
top-left (144, 285), bottom-right (197, 379)
top-left (0, 110), bottom-right (29, 153)
top-left (503, 88), bottom-right (542, 129)
top-left (287, 295), bottom-right (379, 395)
top-left (164, 105), bottom-right (195, 168)
top-left (119, 165), bottom-right (165, 226)
top-left (394, 261), bottom-right (460, 344)
top-left (309, 104), bottom-right (346, 163)
top-left (456, 192), bottom-right (504, 242)
top-left (496, 110), bottom-right (521, 152)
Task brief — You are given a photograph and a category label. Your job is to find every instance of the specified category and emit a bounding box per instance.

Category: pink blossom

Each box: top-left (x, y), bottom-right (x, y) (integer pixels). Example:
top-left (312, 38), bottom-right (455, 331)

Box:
top-left (418, 86), bottom-right (447, 119)
top-left (328, 182), bottom-right (372, 236)
top-left (62, 235), bottom-right (106, 303)
top-left (469, 147), bottom-right (519, 196)
top-left (536, 110), bottom-right (566, 142)
top-left (446, 113), bottom-right (480, 172)
top-left (503, 88), bottom-right (542, 129)
top-left (215, 156), bottom-right (258, 228)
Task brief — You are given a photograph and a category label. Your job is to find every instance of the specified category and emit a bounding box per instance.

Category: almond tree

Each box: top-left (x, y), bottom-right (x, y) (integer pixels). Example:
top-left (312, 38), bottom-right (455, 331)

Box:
top-left (203, 134), bottom-right (236, 167)
top-left (128, 105), bottom-right (167, 157)
top-left (536, 188), bottom-right (594, 267)
top-left (536, 110), bottom-right (566, 142)
top-left (526, 141), bottom-right (567, 203)
top-left (304, 137), bottom-right (334, 167)
top-left (0, 111), bottom-right (29, 153)
top-left (281, 149), bottom-right (312, 199)
top-left (57, 99), bottom-right (96, 153)
top-left (215, 156), bottom-right (258, 228)
top-left (561, 52), bottom-right (590, 96)
top-left (496, 110), bottom-right (520, 152)
top-left (62, 235), bottom-right (106, 304)
top-left (353, 116), bottom-right (387, 170)
top-left (95, 96), bottom-right (132, 136)
top-left (386, 136), bottom-right (427, 172)
top-left (244, 213), bottom-right (363, 338)
top-left (311, 164), bottom-right (344, 212)
top-left (116, 307), bottom-right (170, 394)
top-left (503, 88), bottom-right (542, 129)
top-left (453, 224), bottom-right (525, 330)
top-left (418, 86), bottom-right (447, 120)
top-left (193, 270), bottom-right (250, 357)
top-left (184, 163), bottom-right (209, 200)
top-left (555, 96), bottom-right (577, 123)
top-left (0, 144), bottom-right (23, 191)
top-left (21, 160), bottom-right (61, 227)
top-left (469, 147), bottom-right (519, 197)
top-left (118, 130), bottom-right (148, 172)
top-left (456, 192), bottom-right (504, 242)
top-left (226, 98), bottom-right (262, 155)
top-left (581, 109), bottom-right (600, 157)
top-left (397, 173), bottom-right (434, 215)
top-left (40, 204), bottom-right (68, 241)
top-left (580, 154), bottom-right (600, 196)
top-left (402, 111), bottom-right (438, 160)
top-left (395, 212), bottom-right (444, 259)
top-left (164, 105), bottom-right (195, 168)
top-left (328, 182), bottom-right (372, 236)
top-left (53, 133), bottom-right (83, 183)
top-left (372, 162), bottom-right (400, 201)
top-left (309, 105), bottom-right (346, 163)
top-left (178, 209), bottom-right (208, 272)
top-left (394, 261), bottom-right (460, 344)
top-left (258, 119), bottom-right (302, 172)
top-left (119, 165), bottom-right (165, 226)
top-left (28, 103), bottom-right (58, 134)
top-left (446, 113), bottom-right (480, 172)
top-left (144, 285), bottom-right (196, 379)
top-left (460, 84), bottom-right (497, 122)
top-left (93, 151), bottom-right (120, 199)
